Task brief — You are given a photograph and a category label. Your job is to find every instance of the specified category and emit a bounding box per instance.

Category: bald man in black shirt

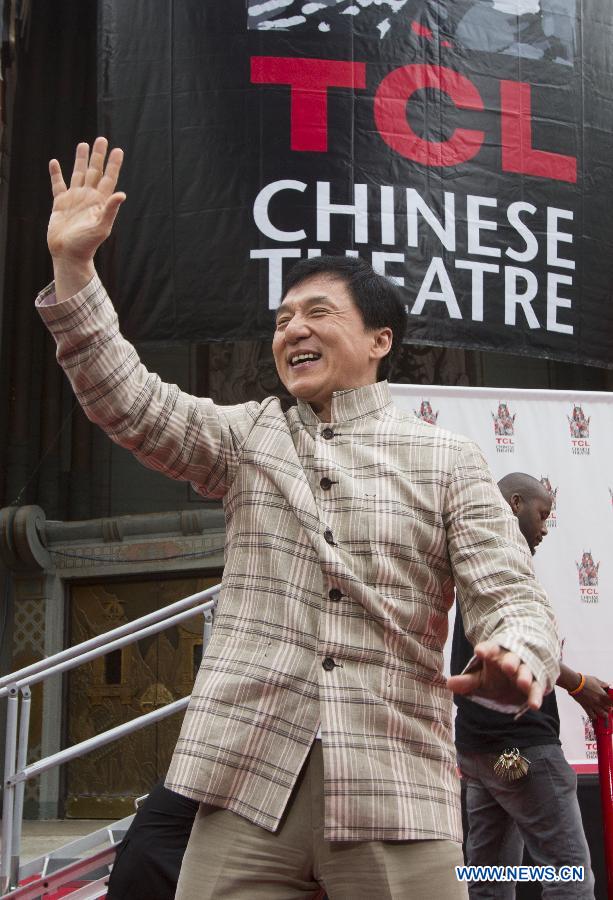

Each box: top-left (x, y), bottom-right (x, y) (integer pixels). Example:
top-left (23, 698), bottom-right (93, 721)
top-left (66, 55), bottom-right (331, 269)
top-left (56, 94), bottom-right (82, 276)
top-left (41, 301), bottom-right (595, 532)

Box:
top-left (451, 473), bottom-right (611, 899)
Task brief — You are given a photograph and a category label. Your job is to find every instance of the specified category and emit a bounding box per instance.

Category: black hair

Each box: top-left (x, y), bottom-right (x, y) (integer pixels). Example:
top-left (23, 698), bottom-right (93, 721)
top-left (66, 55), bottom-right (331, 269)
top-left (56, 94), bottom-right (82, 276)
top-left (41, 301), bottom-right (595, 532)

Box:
top-left (281, 255), bottom-right (408, 381)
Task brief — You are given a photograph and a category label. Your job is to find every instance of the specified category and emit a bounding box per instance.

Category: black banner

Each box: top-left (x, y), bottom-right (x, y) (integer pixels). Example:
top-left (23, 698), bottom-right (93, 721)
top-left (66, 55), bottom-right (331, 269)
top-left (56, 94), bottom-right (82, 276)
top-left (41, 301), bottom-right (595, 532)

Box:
top-left (98, 0), bottom-right (613, 367)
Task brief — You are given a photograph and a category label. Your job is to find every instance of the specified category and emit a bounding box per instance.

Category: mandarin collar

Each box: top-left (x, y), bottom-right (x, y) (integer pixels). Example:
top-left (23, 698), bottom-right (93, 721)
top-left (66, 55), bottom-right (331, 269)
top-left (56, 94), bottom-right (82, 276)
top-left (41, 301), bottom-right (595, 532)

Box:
top-left (296, 381), bottom-right (393, 426)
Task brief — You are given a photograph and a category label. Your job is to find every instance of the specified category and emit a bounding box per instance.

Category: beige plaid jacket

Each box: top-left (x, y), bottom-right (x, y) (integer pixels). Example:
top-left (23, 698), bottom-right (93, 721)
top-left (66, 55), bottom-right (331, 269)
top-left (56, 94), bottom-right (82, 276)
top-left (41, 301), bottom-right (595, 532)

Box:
top-left (37, 275), bottom-right (559, 842)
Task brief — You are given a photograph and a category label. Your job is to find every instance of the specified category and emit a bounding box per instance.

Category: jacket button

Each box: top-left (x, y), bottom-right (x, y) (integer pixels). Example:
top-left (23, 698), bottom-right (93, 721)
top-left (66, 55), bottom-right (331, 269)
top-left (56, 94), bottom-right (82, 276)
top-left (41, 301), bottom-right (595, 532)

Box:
top-left (320, 477), bottom-right (333, 490)
top-left (323, 529), bottom-right (335, 545)
top-left (322, 657), bottom-right (336, 671)
top-left (321, 428), bottom-right (335, 440)
top-left (328, 588), bottom-right (342, 601)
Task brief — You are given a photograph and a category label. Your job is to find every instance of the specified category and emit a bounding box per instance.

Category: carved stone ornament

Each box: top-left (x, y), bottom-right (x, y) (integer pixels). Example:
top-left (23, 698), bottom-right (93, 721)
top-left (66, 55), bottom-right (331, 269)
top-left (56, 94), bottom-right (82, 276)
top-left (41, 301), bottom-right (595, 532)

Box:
top-left (0, 505), bottom-right (51, 572)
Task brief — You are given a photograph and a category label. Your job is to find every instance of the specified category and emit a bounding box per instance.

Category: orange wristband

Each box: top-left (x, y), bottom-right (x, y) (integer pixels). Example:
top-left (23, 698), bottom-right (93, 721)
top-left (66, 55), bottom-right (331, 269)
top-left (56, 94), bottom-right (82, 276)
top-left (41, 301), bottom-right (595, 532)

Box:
top-left (569, 673), bottom-right (586, 695)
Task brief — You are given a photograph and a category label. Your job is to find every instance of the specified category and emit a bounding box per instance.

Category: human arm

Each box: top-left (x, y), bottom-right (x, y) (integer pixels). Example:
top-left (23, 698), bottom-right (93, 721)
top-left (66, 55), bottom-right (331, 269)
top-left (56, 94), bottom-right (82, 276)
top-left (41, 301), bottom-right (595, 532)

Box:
top-left (557, 664), bottom-right (612, 720)
top-left (444, 442), bottom-right (560, 710)
top-left (39, 139), bottom-right (255, 496)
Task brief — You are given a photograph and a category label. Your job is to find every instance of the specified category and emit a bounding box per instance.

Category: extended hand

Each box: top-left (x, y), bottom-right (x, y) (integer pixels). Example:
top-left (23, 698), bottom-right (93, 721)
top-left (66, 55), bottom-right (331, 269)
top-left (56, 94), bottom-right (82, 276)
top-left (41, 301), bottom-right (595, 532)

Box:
top-left (447, 640), bottom-right (544, 710)
top-left (47, 138), bottom-right (125, 297)
top-left (573, 676), bottom-right (612, 720)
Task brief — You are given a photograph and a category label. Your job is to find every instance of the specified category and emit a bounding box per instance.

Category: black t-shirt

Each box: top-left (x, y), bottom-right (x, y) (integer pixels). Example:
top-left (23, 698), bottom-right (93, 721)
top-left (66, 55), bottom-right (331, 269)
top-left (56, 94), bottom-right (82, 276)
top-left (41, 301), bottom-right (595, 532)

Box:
top-left (450, 604), bottom-right (560, 753)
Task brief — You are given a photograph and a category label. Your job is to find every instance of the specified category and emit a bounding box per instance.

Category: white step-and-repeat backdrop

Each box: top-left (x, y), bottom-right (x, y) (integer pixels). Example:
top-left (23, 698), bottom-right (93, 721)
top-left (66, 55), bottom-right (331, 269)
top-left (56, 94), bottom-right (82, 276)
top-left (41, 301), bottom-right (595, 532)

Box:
top-left (390, 383), bottom-right (613, 769)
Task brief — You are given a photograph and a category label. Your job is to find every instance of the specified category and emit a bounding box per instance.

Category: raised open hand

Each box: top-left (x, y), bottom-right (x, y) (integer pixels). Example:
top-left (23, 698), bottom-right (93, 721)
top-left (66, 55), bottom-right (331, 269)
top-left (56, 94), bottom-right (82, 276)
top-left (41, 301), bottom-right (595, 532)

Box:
top-left (47, 138), bottom-right (125, 299)
top-left (447, 640), bottom-right (544, 712)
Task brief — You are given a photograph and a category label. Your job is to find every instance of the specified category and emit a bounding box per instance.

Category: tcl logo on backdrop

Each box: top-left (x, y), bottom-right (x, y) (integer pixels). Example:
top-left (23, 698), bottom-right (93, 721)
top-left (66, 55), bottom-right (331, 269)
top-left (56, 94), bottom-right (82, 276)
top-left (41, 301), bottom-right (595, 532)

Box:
top-left (251, 57), bottom-right (577, 183)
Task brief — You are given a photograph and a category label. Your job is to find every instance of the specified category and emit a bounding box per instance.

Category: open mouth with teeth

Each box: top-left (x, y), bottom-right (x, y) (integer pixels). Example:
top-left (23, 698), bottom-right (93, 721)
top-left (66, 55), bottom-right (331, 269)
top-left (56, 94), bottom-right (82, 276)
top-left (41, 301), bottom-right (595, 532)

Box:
top-left (289, 352), bottom-right (322, 368)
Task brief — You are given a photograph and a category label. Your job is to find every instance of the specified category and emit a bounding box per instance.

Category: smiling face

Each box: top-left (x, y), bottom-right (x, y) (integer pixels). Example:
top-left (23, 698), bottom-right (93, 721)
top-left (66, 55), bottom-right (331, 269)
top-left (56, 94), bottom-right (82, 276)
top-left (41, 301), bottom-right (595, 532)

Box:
top-left (272, 274), bottom-right (392, 421)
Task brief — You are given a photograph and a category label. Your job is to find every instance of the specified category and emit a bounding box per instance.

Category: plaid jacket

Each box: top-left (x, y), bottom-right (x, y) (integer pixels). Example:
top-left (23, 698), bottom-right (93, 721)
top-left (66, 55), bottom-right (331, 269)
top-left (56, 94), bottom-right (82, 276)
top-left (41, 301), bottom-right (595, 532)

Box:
top-left (37, 275), bottom-right (559, 842)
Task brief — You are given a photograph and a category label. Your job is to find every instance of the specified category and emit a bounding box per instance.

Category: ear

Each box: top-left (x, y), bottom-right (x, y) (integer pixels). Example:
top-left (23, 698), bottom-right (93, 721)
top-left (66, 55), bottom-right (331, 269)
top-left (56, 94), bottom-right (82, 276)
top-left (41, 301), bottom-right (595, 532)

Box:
top-left (508, 492), bottom-right (522, 515)
top-left (370, 327), bottom-right (393, 361)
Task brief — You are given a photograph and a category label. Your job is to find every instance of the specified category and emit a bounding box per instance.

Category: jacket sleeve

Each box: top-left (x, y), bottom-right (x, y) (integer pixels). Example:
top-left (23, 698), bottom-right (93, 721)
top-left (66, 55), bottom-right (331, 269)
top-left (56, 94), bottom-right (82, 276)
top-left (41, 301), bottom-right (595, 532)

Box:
top-left (36, 274), bottom-right (258, 499)
top-left (443, 439), bottom-right (560, 694)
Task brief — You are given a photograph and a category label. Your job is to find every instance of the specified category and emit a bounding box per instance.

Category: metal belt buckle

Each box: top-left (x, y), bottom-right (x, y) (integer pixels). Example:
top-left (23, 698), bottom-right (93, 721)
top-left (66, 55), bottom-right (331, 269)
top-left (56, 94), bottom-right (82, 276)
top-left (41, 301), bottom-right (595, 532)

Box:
top-left (493, 747), bottom-right (530, 781)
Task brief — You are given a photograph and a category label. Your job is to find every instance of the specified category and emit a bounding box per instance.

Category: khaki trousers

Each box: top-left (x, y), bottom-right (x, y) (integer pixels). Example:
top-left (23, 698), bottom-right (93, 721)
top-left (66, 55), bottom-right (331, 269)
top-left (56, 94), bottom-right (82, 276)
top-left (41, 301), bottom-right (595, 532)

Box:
top-left (175, 742), bottom-right (467, 900)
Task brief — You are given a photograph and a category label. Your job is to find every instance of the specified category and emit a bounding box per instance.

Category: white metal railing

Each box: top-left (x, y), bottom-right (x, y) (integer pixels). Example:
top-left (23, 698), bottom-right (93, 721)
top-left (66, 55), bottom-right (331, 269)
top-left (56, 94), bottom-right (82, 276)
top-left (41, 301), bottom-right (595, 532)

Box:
top-left (0, 583), bottom-right (221, 896)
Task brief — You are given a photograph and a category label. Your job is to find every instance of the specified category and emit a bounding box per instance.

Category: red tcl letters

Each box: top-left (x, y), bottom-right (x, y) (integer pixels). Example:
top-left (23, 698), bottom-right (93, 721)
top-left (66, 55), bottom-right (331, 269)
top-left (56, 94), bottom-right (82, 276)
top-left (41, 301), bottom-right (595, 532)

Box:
top-left (250, 57), bottom-right (367, 153)
top-left (250, 56), bottom-right (576, 184)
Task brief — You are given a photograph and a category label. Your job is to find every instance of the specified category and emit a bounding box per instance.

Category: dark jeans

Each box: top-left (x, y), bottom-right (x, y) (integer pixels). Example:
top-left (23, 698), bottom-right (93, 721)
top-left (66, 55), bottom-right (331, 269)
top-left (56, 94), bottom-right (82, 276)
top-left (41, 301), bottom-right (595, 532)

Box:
top-left (458, 745), bottom-right (595, 899)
